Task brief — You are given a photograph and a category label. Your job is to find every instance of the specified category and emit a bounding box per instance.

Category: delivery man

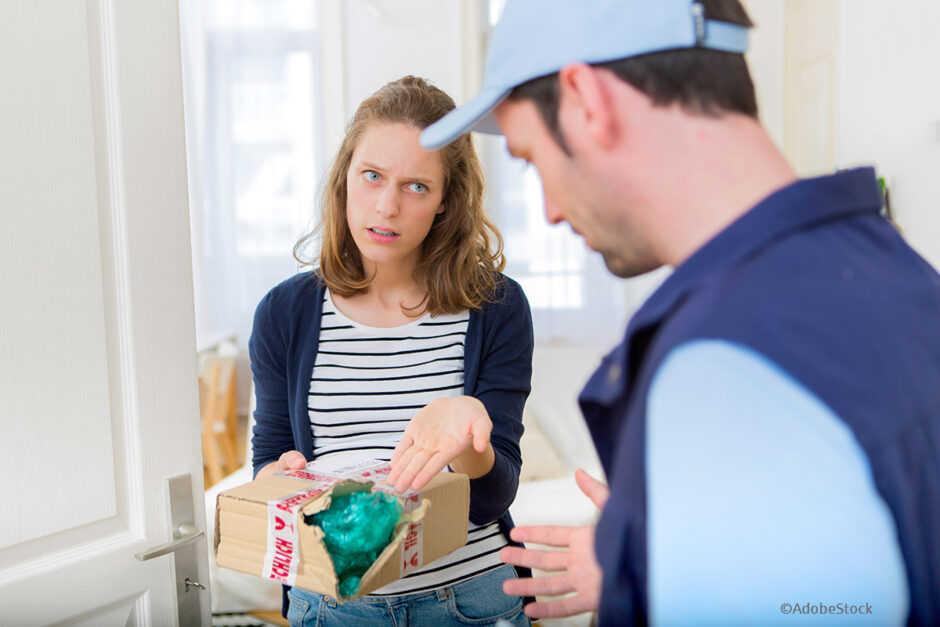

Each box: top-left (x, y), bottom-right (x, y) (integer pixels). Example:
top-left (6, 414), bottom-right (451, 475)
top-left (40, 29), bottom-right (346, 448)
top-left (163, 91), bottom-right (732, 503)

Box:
top-left (422, 0), bottom-right (939, 624)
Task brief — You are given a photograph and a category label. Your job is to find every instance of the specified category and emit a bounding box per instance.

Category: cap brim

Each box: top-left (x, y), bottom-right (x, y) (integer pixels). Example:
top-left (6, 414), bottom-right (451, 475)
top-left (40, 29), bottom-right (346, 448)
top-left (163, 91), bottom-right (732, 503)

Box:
top-left (420, 86), bottom-right (510, 150)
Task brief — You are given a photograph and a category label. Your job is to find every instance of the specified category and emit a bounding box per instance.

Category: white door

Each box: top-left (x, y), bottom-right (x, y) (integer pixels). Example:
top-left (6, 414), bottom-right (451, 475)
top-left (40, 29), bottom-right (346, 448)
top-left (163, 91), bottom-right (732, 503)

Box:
top-left (785, 0), bottom-right (840, 176)
top-left (0, 1), bottom-right (210, 625)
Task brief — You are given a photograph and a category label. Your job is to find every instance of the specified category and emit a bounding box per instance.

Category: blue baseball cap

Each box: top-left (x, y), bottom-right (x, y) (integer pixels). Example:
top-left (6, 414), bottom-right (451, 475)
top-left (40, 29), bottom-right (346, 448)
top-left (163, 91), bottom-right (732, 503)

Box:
top-left (421, 0), bottom-right (750, 150)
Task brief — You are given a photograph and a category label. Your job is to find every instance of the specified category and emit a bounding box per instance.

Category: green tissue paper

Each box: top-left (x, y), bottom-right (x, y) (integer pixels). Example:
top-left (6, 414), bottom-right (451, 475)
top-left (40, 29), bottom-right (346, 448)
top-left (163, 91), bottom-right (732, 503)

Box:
top-left (304, 490), bottom-right (402, 598)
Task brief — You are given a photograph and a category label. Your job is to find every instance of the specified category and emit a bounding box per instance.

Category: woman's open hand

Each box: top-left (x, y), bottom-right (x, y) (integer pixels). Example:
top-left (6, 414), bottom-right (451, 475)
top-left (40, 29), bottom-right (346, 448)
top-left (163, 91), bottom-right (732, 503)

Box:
top-left (388, 396), bottom-right (494, 492)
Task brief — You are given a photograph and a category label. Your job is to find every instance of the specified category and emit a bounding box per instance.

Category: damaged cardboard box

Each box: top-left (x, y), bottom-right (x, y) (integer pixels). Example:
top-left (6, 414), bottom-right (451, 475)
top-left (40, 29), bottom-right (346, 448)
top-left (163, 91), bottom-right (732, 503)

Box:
top-left (214, 458), bottom-right (470, 600)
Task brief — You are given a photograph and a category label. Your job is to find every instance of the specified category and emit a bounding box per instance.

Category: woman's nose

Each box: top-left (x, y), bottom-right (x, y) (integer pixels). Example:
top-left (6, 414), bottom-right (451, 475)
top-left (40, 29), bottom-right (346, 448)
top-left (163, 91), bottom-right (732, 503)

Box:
top-left (376, 187), bottom-right (400, 218)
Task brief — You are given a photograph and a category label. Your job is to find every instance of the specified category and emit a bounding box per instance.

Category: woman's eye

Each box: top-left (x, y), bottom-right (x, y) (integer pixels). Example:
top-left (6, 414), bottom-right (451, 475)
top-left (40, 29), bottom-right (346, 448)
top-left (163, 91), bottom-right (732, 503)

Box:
top-left (408, 182), bottom-right (427, 193)
top-left (364, 170), bottom-right (381, 182)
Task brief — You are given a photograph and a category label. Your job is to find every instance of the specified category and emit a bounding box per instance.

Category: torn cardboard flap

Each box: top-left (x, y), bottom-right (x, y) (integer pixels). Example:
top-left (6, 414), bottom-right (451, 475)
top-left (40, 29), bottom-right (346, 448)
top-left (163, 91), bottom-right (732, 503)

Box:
top-left (214, 460), bottom-right (469, 600)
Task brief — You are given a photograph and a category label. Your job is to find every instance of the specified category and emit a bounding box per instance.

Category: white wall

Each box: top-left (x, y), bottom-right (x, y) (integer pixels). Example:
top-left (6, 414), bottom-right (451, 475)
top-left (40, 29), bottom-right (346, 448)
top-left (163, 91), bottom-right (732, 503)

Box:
top-left (836, 0), bottom-right (940, 269)
top-left (745, 0), bottom-right (940, 270)
top-left (743, 0), bottom-right (787, 149)
top-left (319, 0), bottom-right (483, 158)
top-left (343, 1), bottom-right (468, 108)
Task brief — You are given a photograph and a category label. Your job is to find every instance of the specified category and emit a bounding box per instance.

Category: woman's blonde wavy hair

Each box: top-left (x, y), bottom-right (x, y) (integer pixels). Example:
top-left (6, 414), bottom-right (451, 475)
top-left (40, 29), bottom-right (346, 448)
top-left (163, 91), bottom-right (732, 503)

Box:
top-left (294, 75), bottom-right (505, 315)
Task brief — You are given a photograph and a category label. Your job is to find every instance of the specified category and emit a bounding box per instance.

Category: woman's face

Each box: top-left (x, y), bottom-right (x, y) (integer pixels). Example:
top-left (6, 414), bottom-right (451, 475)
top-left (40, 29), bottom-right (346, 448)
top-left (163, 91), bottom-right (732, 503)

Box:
top-left (345, 122), bottom-right (445, 277)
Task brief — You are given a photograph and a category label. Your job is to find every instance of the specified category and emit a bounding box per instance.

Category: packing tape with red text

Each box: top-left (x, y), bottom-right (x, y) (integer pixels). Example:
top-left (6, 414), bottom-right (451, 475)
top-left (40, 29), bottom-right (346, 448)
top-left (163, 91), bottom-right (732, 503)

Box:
top-left (261, 460), bottom-right (421, 585)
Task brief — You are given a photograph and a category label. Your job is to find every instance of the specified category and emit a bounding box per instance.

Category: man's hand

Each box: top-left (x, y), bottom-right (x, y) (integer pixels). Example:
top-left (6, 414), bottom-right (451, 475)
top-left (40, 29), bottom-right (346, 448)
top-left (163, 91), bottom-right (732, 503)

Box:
top-left (256, 450), bottom-right (307, 479)
top-left (500, 469), bottom-right (609, 618)
top-left (388, 396), bottom-right (494, 492)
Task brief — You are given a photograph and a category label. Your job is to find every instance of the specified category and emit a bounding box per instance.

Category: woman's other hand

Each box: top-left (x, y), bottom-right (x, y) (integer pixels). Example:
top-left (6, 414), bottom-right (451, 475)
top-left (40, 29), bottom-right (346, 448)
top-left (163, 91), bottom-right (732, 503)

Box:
top-left (256, 450), bottom-right (307, 479)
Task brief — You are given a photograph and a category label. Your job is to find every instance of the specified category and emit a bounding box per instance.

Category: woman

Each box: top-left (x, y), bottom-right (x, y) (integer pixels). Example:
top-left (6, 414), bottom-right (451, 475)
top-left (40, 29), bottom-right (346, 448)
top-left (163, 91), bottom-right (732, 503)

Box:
top-left (249, 76), bottom-right (533, 626)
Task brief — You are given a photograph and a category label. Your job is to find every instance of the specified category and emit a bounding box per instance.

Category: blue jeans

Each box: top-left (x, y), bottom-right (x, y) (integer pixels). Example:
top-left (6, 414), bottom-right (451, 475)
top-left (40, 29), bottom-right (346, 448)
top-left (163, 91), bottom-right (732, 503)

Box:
top-left (286, 564), bottom-right (530, 626)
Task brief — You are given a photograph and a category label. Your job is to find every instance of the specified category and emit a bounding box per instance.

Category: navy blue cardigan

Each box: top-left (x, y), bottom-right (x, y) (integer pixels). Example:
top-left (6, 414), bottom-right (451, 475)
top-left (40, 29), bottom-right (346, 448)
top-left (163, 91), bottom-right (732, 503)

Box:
top-left (249, 270), bottom-right (534, 529)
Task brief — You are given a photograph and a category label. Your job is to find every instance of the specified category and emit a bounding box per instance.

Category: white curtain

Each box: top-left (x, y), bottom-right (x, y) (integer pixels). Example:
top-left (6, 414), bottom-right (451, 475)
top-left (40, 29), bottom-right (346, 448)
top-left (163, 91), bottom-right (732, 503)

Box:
top-left (480, 135), bottom-right (631, 348)
top-left (180, 0), bottom-right (323, 350)
top-left (479, 0), bottom-right (635, 348)
top-left (477, 7), bottom-right (667, 531)
top-left (180, 0), bottom-right (649, 354)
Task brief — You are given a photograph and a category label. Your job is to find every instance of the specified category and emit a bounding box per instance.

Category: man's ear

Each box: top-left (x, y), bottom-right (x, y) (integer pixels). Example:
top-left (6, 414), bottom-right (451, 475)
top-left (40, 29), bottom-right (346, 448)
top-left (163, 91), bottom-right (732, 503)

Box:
top-left (557, 63), bottom-right (617, 151)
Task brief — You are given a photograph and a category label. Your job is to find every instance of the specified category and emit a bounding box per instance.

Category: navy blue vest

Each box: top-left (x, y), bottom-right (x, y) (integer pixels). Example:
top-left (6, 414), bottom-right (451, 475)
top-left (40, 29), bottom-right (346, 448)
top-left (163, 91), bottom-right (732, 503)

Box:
top-left (580, 168), bottom-right (940, 626)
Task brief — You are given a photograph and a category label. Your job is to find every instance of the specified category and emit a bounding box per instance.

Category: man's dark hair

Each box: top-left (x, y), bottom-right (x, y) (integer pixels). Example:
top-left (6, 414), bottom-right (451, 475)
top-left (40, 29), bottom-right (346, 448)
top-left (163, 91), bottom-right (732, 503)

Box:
top-left (508, 0), bottom-right (757, 153)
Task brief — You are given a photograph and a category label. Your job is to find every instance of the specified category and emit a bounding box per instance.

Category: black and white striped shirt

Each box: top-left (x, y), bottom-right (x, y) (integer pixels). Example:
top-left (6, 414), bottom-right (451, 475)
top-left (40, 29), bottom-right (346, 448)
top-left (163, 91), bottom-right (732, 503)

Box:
top-left (308, 290), bottom-right (508, 595)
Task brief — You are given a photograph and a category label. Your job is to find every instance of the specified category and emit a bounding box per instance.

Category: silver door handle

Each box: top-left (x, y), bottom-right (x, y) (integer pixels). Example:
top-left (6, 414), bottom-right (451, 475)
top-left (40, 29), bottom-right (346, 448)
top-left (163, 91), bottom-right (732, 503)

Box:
top-left (135, 523), bottom-right (205, 561)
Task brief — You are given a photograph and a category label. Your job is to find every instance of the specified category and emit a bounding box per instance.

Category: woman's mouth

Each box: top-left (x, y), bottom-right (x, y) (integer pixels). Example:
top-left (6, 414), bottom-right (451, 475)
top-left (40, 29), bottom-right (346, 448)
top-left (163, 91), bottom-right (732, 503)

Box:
top-left (367, 227), bottom-right (399, 243)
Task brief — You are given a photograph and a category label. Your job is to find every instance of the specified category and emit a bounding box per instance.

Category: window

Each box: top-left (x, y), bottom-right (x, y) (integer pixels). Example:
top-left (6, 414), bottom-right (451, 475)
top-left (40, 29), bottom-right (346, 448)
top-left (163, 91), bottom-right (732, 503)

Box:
top-left (481, 1), bottom-right (629, 348)
top-left (182, 0), bottom-right (322, 348)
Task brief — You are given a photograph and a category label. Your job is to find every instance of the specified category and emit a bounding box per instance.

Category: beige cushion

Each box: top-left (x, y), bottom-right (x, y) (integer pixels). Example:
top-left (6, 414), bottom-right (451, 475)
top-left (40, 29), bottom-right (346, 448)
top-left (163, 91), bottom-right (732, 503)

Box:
top-left (519, 407), bottom-right (570, 482)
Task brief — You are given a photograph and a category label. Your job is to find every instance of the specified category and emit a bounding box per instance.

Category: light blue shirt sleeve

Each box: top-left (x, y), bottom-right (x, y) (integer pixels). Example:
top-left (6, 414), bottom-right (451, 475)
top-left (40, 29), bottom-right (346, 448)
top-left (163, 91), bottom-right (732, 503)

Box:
top-left (646, 340), bottom-right (909, 626)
